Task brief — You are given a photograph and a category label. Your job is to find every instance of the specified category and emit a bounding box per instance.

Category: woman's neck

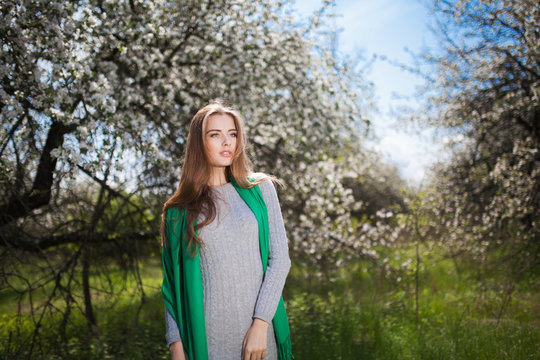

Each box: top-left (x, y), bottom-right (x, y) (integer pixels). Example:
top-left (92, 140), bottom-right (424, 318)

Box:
top-left (208, 168), bottom-right (228, 187)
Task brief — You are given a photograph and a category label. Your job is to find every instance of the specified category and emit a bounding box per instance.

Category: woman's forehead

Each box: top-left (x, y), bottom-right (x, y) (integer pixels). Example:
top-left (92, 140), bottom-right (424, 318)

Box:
top-left (206, 113), bottom-right (236, 129)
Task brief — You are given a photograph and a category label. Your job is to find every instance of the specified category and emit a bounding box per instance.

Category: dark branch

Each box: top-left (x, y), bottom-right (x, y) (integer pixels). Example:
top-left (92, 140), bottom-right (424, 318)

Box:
top-left (0, 120), bottom-right (77, 226)
top-left (1, 231), bottom-right (159, 252)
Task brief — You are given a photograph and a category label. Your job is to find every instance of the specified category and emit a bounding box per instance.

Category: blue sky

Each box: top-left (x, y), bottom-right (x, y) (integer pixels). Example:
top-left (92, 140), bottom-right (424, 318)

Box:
top-left (293, 0), bottom-right (443, 184)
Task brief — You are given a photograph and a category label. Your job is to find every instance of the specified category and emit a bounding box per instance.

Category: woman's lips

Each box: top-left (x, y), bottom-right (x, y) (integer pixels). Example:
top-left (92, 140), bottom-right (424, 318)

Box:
top-left (220, 151), bottom-right (232, 157)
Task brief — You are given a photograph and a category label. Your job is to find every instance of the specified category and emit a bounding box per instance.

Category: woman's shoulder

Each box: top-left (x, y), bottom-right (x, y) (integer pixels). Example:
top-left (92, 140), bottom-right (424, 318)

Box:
top-left (250, 173), bottom-right (285, 201)
top-left (248, 172), bottom-right (270, 182)
top-left (248, 172), bottom-right (275, 190)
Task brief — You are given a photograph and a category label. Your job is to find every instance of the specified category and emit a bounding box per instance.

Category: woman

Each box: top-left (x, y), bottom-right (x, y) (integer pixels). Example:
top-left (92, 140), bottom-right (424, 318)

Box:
top-left (161, 100), bottom-right (293, 360)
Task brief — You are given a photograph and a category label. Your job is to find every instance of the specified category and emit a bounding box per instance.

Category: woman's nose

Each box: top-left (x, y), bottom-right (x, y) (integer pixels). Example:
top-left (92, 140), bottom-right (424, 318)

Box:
top-left (222, 135), bottom-right (230, 146)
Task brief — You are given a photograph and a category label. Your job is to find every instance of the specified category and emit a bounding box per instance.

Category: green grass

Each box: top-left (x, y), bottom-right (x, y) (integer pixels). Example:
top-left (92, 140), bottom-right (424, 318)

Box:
top-left (1, 248), bottom-right (539, 359)
top-left (284, 250), bottom-right (539, 360)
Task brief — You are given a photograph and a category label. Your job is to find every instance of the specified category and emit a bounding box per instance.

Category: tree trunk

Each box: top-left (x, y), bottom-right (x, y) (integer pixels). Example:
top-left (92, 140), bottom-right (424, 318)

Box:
top-left (82, 243), bottom-right (97, 330)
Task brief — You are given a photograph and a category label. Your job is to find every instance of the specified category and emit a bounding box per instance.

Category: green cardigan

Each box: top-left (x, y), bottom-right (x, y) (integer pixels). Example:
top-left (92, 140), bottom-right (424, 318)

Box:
top-left (161, 180), bottom-right (292, 359)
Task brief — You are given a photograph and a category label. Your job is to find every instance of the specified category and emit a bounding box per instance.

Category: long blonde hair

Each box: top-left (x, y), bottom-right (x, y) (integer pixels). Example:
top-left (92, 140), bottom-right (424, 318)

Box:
top-left (161, 100), bottom-right (264, 256)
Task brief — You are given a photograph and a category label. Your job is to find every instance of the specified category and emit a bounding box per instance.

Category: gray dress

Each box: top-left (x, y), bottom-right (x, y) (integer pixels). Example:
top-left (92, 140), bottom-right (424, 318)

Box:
top-left (164, 178), bottom-right (291, 360)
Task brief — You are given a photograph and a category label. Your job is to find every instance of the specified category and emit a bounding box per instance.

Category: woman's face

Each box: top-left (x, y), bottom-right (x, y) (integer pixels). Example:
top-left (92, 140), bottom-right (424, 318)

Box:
top-left (204, 113), bottom-right (238, 169)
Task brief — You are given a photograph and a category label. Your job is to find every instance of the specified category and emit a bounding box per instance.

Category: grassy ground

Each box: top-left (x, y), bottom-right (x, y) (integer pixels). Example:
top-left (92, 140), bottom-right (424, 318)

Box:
top-left (286, 249), bottom-right (539, 360)
top-left (1, 248), bottom-right (538, 359)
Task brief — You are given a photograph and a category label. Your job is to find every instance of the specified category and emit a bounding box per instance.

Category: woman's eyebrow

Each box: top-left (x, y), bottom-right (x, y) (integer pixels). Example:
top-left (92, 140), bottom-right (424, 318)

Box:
top-left (206, 128), bottom-right (221, 133)
top-left (206, 128), bottom-right (237, 133)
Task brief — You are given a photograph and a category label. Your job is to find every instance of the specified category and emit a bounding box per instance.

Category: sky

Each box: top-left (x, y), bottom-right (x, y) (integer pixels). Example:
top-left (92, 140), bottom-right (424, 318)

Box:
top-left (292, 0), bottom-right (444, 185)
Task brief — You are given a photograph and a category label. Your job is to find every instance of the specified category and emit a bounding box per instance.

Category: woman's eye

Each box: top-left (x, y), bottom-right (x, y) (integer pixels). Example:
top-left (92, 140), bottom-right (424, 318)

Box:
top-left (230, 133), bottom-right (237, 137)
top-left (210, 133), bottom-right (219, 138)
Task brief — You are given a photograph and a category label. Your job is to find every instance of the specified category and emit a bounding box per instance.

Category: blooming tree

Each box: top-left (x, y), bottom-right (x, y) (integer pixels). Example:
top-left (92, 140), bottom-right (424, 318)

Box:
top-left (0, 0), bottom-right (379, 354)
top-left (417, 0), bottom-right (539, 275)
top-left (0, 0), bottom-right (373, 249)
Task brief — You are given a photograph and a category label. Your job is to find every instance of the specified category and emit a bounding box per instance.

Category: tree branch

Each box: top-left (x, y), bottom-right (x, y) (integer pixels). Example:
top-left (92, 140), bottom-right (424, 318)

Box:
top-left (0, 120), bottom-right (77, 226)
top-left (0, 231), bottom-right (159, 252)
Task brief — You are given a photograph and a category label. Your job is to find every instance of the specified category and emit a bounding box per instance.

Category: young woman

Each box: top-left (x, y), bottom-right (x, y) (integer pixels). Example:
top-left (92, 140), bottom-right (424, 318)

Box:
top-left (161, 100), bottom-right (292, 360)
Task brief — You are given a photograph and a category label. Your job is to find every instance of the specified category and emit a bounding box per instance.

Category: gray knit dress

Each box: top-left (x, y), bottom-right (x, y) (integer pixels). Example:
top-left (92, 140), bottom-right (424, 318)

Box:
top-left (164, 178), bottom-right (291, 360)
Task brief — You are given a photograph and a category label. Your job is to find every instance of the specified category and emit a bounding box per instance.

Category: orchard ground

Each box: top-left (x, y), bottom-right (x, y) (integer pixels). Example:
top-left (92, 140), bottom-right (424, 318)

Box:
top-left (1, 245), bottom-right (538, 360)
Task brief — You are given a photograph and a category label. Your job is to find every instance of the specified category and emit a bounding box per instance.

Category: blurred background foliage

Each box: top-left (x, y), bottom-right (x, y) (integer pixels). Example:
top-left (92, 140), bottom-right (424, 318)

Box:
top-left (0, 0), bottom-right (538, 359)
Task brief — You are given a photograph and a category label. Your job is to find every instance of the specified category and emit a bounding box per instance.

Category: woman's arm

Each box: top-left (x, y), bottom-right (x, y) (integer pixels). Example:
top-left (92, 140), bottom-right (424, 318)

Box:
top-left (169, 341), bottom-right (187, 360)
top-left (165, 306), bottom-right (187, 359)
top-left (253, 179), bottom-right (292, 323)
top-left (165, 306), bottom-right (182, 346)
top-left (243, 179), bottom-right (291, 359)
